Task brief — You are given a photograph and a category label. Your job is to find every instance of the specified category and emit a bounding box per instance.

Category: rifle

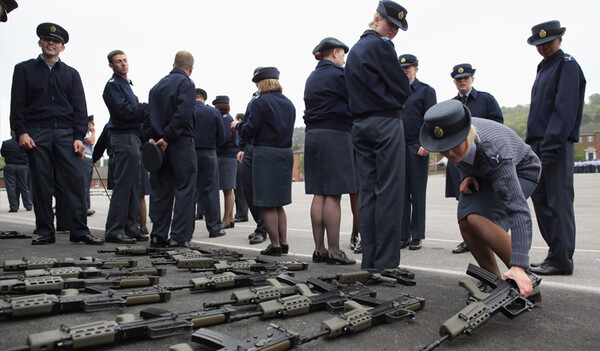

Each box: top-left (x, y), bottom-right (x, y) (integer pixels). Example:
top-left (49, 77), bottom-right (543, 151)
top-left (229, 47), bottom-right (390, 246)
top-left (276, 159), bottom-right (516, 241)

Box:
top-left (190, 260), bottom-right (309, 274)
top-left (164, 270), bottom-right (294, 292)
top-left (0, 286), bottom-right (171, 319)
top-left (1, 257), bottom-right (137, 271)
top-left (150, 254), bottom-right (253, 269)
top-left (298, 293), bottom-right (425, 344)
top-left (192, 324), bottom-right (299, 351)
top-left (3, 304), bottom-right (240, 350)
top-left (98, 246), bottom-right (243, 259)
top-left (0, 275), bottom-right (160, 294)
top-left (318, 268), bottom-right (416, 287)
top-left (420, 263), bottom-right (542, 351)
top-left (0, 231), bottom-right (31, 239)
top-left (0, 266), bottom-right (166, 280)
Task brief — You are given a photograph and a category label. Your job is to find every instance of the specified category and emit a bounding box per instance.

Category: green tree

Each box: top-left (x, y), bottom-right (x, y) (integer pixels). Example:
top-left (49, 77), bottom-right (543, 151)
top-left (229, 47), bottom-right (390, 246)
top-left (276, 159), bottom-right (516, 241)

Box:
top-left (297, 154), bottom-right (304, 176)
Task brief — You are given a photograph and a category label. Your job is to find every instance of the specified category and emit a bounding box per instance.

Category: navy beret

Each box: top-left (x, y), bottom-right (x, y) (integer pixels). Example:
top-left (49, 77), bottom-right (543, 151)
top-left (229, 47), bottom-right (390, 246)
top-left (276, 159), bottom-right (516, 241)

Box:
top-left (451, 63), bottom-right (475, 79)
top-left (142, 142), bottom-right (166, 173)
top-left (376, 0), bottom-right (408, 31)
top-left (252, 67), bottom-right (280, 83)
top-left (527, 20), bottom-right (566, 46)
top-left (36, 22), bottom-right (69, 44)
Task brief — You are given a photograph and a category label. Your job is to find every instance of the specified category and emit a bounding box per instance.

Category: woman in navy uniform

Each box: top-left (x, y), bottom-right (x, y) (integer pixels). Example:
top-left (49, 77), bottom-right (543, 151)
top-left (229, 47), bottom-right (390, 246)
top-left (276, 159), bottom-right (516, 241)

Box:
top-left (344, 0), bottom-right (411, 269)
top-left (448, 63), bottom-right (504, 254)
top-left (214, 95), bottom-right (237, 230)
top-left (232, 67), bottom-right (295, 256)
top-left (304, 37), bottom-right (356, 265)
top-left (525, 20), bottom-right (585, 276)
top-left (420, 100), bottom-right (541, 298)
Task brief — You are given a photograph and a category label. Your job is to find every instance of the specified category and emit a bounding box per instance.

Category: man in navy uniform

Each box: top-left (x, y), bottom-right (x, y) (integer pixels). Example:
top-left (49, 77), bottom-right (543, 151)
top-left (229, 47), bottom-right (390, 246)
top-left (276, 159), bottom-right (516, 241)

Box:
top-left (1, 131), bottom-right (32, 212)
top-left (345, 1), bottom-right (411, 269)
top-left (193, 88), bottom-right (227, 238)
top-left (102, 50), bottom-right (148, 244)
top-left (526, 20), bottom-right (586, 276)
top-left (146, 51), bottom-right (197, 248)
top-left (0, 0), bottom-right (17, 23)
top-left (10, 22), bottom-right (103, 245)
top-left (398, 54), bottom-right (437, 251)
top-left (448, 63), bottom-right (504, 254)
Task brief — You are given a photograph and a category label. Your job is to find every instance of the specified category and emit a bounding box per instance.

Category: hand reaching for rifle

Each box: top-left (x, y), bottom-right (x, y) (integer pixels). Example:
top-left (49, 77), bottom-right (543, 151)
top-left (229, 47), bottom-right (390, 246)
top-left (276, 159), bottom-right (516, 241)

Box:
top-left (502, 266), bottom-right (533, 298)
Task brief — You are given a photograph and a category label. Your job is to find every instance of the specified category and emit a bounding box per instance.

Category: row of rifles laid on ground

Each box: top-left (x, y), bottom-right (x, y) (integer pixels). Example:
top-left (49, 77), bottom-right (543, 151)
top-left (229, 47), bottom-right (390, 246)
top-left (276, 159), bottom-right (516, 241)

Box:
top-left (0, 244), bottom-right (541, 351)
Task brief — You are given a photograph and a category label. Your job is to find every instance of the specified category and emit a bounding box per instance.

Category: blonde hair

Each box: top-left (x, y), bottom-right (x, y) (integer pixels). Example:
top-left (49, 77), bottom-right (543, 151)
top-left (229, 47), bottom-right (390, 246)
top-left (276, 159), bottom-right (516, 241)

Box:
top-left (368, 12), bottom-right (381, 29)
top-left (464, 125), bottom-right (478, 154)
top-left (257, 79), bottom-right (283, 94)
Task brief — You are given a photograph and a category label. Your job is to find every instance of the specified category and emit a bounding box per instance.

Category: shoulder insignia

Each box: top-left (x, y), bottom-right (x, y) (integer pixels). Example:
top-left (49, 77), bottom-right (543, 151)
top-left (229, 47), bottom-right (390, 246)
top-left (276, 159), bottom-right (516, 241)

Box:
top-left (380, 36), bottom-right (391, 42)
top-left (563, 55), bottom-right (574, 62)
top-left (488, 152), bottom-right (503, 167)
top-left (108, 78), bottom-right (115, 83)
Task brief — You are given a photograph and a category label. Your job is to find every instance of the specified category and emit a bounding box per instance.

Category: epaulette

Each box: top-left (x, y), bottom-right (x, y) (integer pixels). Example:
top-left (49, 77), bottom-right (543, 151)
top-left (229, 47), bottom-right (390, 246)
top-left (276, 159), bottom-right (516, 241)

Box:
top-left (563, 54), bottom-right (575, 62)
top-left (108, 78), bottom-right (115, 83)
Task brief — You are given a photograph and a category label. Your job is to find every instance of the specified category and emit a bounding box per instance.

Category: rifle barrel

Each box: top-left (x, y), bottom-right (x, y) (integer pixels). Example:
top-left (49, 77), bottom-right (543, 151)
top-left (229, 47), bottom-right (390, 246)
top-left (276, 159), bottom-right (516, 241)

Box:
top-left (420, 334), bottom-right (450, 351)
top-left (203, 299), bottom-right (236, 308)
top-left (298, 329), bottom-right (329, 344)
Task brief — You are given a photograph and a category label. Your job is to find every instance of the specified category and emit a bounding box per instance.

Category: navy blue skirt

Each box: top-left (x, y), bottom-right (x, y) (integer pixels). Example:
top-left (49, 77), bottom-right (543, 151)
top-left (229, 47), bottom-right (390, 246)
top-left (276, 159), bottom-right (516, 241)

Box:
top-left (304, 129), bottom-right (357, 195)
top-left (252, 146), bottom-right (293, 207)
top-left (218, 157), bottom-right (237, 190)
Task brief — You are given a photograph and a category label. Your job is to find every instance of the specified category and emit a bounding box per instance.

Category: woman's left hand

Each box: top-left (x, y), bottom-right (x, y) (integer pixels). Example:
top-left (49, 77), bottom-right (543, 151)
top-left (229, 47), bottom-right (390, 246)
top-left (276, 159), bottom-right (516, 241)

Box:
top-left (460, 176), bottom-right (479, 195)
top-left (502, 266), bottom-right (533, 298)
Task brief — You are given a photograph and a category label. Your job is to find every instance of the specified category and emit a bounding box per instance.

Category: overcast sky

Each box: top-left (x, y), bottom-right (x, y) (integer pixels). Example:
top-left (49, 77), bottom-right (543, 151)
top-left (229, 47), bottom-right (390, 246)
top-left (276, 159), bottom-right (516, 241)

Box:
top-left (1, 0), bottom-right (597, 139)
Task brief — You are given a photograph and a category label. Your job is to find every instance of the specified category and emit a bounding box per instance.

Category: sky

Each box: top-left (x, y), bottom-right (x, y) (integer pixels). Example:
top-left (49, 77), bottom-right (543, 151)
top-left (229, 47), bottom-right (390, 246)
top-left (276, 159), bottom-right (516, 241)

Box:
top-left (1, 0), bottom-right (598, 139)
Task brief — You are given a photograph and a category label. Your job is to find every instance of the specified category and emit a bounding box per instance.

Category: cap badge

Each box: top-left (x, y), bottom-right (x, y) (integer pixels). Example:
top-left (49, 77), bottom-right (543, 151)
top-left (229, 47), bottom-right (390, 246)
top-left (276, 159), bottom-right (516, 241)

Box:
top-left (400, 57), bottom-right (406, 63)
top-left (458, 67), bottom-right (464, 74)
top-left (50, 26), bottom-right (56, 33)
top-left (539, 29), bottom-right (547, 38)
top-left (398, 11), bottom-right (404, 20)
top-left (433, 126), bottom-right (444, 138)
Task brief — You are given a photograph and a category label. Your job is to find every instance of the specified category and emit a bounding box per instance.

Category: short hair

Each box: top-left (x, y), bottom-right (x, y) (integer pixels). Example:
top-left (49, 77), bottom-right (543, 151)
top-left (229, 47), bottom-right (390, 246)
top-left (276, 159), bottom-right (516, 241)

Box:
top-left (107, 50), bottom-right (125, 64)
top-left (368, 12), bottom-right (381, 29)
top-left (235, 113), bottom-right (244, 121)
top-left (214, 103), bottom-right (231, 115)
top-left (258, 79), bottom-right (283, 94)
top-left (174, 51), bottom-right (194, 70)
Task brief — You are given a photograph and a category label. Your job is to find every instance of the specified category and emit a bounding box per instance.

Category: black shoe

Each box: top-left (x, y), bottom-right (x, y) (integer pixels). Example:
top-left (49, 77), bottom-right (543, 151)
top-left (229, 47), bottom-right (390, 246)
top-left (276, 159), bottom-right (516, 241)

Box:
top-left (234, 218), bottom-right (248, 223)
top-left (326, 251), bottom-right (356, 265)
top-left (221, 222), bottom-right (234, 229)
top-left (452, 241), bottom-right (469, 254)
top-left (350, 235), bottom-right (359, 251)
top-left (150, 235), bottom-right (168, 248)
top-left (105, 233), bottom-right (137, 244)
top-left (140, 227), bottom-right (149, 235)
top-left (168, 239), bottom-right (201, 250)
top-left (260, 244), bottom-right (281, 256)
top-left (281, 244), bottom-right (289, 254)
top-left (70, 234), bottom-right (104, 245)
top-left (312, 250), bottom-right (329, 263)
top-left (400, 239), bottom-right (411, 249)
top-left (195, 214), bottom-right (204, 220)
top-left (56, 227), bottom-right (70, 233)
top-left (249, 232), bottom-right (267, 245)
top-left (26, 207), bottom-right (32, 211)
top-left (9, 209), bottom-right (17, 213)
top-left (353, 239), bottom-right (362, 254)
top-left (409, 239), bottom-right (422, 250)
top-left (87, 209), bottom-right (95, 216)
top-left (529, 263), bottom-right (573, 276)
top-left (132, 234), bottom-right (149, 242)
top-left (530, 261), bottom-right (546, 268)
top-left (209, 230), bottom-right (226, 238)
top-left (32, 235), bottom-right (55, 245)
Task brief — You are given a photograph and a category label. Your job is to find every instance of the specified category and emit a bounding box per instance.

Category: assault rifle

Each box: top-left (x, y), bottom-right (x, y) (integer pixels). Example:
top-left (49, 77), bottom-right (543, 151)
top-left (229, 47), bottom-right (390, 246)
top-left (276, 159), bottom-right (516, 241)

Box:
top-left (420, 263), bottom-right (541, 351)
top-left (0, 275), bottom-right (160, 294)
top-left (0, 231), bottom-right (31, 239)
top-left (164, 270), bottom-right (294, 292)
top-left (190, 259), bottom-right (309, 274)
top-left (191, 324), bottom-right (299, 351)
top-left (0, 286), bottom-right (171, 319)
top-left (151, 255), bottom-right (254, 269)
top-left (98, 245), bottom-right (243, 259)
top-left (0, 266), bottom-right (166, 280)
top-left (1, 257), bottom-right (137, 271)
top-left (318, 267), bottom-right (417, 287)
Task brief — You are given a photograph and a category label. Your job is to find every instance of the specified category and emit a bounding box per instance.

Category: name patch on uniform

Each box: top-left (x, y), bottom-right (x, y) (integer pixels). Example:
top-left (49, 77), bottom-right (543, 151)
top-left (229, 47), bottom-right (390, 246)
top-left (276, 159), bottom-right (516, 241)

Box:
top-left (488, 152), bottom-right (503, 167)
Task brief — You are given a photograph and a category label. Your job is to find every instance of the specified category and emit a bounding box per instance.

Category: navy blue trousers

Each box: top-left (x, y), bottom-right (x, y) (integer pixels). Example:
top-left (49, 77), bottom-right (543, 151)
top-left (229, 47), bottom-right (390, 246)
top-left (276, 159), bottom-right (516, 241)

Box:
top-left (401, 143), bottom-right (429, 240)
top-left (196, 149), bottom-right (221, 235)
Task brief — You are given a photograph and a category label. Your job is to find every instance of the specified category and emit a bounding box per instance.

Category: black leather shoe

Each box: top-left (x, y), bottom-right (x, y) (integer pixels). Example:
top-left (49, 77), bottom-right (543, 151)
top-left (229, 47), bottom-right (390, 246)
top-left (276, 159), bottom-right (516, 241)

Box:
top-left (195, 214), bottom-right (204, 220)
top-left (249, 232), bottom-right (267, 245)
top-left (70, 234), bottom-right (104, 245)
top-left (32, 235), bottom-right (55, 245)
top-left (312, 250), bottom-right (329, 263)
top-left (234, 218), bottom-right (248, 223)
top-left (281, 244), bottom-right (289, 254)
top-left (209, 230), bottom-right (226, 238)
top-left (326, 251), bottom-right (356, 265)
top-left (452, 241), bottom-right (469, 254)
top-left (530, 261), bottom-right (546, 268)
top-left (260, 244), bottom-right (281, 256)
top-left (168, 239), bottom-right (201, 250)
top-left (221, 222), bottom-right (234, 229)
top-left (409, 239), bottom-right (422, 250)
top-left (529, 263), bottom-right (573, 276)
top-left (150, 235), bottom-right (168, 248)
top-left (87, 209), bottom-right (95, 216)
top-left (400, 239), bottom-right (411, 249)
top-left (105, 233), bottom-right (137, 244)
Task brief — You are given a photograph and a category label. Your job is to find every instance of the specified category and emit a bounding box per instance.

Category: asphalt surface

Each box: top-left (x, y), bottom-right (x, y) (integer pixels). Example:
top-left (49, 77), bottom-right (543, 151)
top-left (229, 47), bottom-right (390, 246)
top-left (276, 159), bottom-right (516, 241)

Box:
top-left (0, 174), bottom-right (599, 351)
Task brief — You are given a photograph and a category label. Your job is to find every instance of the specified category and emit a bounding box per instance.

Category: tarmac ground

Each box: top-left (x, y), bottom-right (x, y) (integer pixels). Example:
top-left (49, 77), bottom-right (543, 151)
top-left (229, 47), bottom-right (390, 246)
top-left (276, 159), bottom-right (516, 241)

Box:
top-left (0, 174), bottom-right (599, 351)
